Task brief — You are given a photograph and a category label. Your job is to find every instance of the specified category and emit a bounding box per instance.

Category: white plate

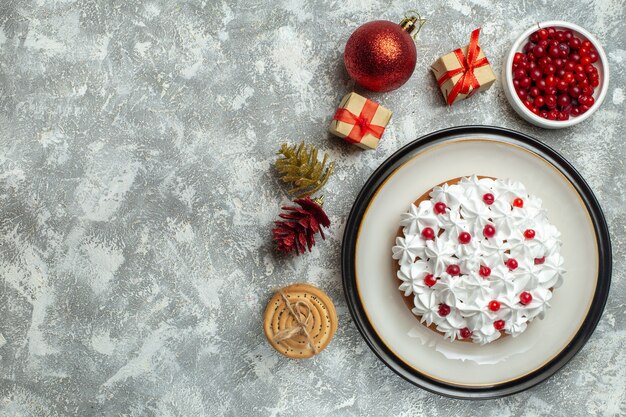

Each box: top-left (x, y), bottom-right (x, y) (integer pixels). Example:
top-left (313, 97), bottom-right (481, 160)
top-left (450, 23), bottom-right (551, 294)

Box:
top-left (342, 126), bottom-right (611, 398)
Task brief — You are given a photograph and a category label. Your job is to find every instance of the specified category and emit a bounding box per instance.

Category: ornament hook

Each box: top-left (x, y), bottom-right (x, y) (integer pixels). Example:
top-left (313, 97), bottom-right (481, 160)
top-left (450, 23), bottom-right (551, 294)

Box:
top-left (312, 195), bottom-right (324, 207)
top-left (401, 11), bottom-right (427, 39)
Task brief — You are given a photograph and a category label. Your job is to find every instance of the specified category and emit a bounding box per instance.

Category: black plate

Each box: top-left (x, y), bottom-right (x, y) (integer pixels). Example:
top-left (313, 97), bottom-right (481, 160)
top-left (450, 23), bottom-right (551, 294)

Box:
top-left (341, 125), bottom-right (612, 399)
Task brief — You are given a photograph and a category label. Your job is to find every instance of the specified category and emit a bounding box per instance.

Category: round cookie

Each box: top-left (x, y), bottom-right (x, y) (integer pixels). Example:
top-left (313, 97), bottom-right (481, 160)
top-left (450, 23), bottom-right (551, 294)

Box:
top-left (263, 283), bottom-right (337, 359)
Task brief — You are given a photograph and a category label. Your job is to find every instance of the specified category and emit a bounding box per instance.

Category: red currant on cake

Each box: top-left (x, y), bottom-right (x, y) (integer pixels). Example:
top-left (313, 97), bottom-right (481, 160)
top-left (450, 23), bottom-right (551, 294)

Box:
top-left (421, 227), bottom-right (435, 240)
top-left (438, 304), bottom-right (451, 317)
top-left (446, 264), bottom-right (461, 276)
top-left (483, 224), bottom-right (496, 238)
top-left (483, 193), bottom-right (495, 205)
top-left (434, 202), bottom-right (447, 214)
top-left (524, 229), bottom-right (536, 239)
top-left (488, 300), bottom-right (501, 312)
top-left (458, 232), bottom-right (471, 244)
top-left (520, 291), bottom-right (533, 305)
top-left (534, 257), bottom-right (546, 265)
top-left (459, 327), bottom-right (472, 339)
top-left (506, 258), bottom-right (519, 270)
top-left (493, 320), bottom-right (505, 331)
top-left (513, 198), bottom-right (524, 208)
top-left (424, 274), bottom-right (437, 287)
top-left (479, 265), bottom-right (491, 278)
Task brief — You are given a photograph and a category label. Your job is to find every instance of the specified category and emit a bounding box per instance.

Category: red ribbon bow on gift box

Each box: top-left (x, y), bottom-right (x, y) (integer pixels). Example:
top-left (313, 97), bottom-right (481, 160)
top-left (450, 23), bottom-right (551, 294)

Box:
top-left (437, 28), bottom-right (489, 106)
top-left (333, 100), bottom-right (385, 143)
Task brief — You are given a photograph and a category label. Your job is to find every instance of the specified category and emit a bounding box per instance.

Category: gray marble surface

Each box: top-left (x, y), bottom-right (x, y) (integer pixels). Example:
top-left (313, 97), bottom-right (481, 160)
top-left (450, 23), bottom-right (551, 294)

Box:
top-left (0, 0), bottom-right (624, 416)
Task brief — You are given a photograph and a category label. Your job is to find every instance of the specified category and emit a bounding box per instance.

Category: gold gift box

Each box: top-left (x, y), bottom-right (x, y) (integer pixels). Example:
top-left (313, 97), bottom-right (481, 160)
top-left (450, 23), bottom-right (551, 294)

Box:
top-left (328, 92), bottom-right (392, 150)
top-left (431, 44), bottom-right (496, 105)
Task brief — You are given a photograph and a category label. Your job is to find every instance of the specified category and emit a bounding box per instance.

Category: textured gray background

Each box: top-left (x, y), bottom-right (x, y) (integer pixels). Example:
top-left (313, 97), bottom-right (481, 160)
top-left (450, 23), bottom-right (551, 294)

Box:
top-left (0, 0), bottom-right (624, 416)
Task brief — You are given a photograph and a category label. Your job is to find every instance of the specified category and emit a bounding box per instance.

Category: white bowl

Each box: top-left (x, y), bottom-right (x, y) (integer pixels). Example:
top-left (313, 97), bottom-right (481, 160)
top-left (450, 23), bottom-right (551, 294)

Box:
top-left (502, 21), bottom-right (609, 129)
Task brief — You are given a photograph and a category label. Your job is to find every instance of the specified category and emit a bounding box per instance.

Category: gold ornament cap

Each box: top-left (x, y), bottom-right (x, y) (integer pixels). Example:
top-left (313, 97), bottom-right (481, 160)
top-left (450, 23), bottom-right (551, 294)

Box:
top-left (400, 14), bottom-right (426, 37)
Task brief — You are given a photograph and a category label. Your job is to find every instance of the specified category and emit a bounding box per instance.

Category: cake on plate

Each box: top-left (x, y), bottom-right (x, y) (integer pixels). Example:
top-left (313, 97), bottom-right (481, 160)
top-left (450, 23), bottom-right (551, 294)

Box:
top-left (392, 175), bottom-right (565, 344)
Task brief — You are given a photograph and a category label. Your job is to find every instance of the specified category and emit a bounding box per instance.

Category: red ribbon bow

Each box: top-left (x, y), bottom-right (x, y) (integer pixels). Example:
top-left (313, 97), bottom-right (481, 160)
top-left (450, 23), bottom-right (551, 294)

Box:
top-left (333, 99), bottom-right (385, 143)
top-left (437, 28), bottom-right (489, 106)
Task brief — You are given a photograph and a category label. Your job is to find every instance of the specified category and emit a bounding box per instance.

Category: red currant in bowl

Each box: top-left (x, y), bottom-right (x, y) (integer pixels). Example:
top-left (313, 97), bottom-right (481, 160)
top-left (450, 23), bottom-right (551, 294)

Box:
top-left (504, 21), bottom-right (608, 129)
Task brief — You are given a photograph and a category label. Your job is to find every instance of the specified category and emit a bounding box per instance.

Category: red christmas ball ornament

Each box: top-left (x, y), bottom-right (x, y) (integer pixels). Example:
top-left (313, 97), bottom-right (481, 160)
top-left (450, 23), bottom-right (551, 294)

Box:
top-left (344, 15), bottom-right (425, 92)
